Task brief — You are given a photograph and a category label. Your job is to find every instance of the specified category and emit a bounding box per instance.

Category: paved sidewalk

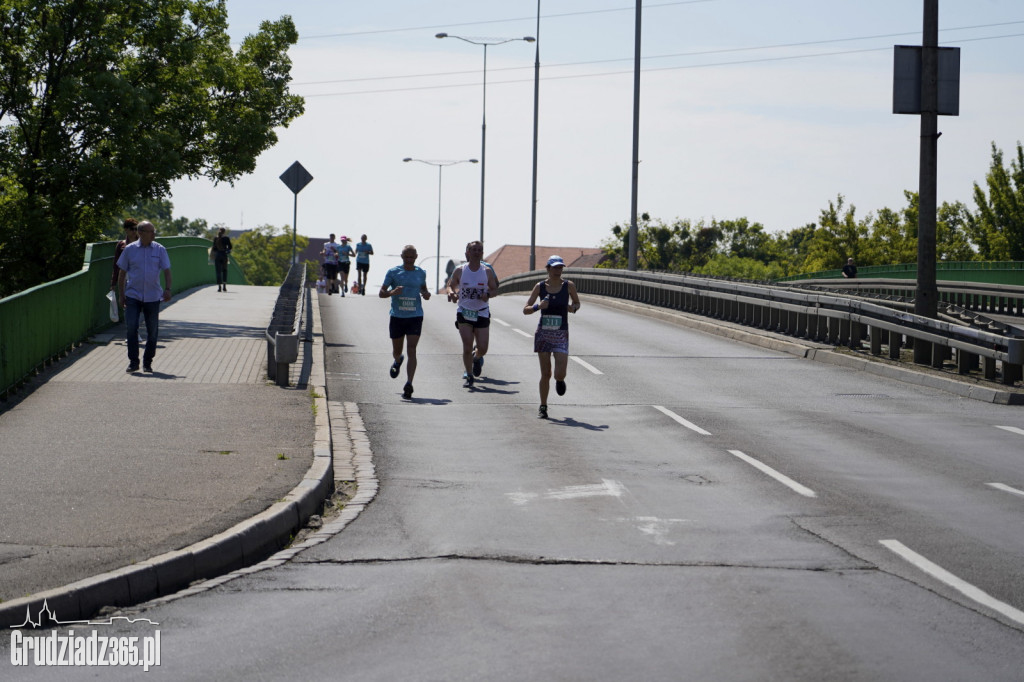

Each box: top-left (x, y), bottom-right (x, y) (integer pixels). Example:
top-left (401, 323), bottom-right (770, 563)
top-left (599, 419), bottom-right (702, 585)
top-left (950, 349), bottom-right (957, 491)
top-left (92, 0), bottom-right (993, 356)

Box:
top-left (0, 285), bottom-right (324, 623)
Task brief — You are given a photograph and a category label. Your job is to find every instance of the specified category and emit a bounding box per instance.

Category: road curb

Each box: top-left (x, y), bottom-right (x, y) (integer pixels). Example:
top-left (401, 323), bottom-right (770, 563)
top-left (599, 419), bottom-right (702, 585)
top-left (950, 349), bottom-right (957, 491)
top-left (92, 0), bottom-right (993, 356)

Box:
top-left (590, 295), bottom-right (1024, 406)
top-left (0, 292), bottom-right (334, 630)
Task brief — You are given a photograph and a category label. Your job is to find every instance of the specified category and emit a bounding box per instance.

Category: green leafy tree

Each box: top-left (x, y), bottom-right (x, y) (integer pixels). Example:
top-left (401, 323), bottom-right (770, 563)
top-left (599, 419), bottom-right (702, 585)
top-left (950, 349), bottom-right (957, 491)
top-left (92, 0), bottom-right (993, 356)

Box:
top-left (116, 198), bottom-right (211, 238)
top-left (600, 213), bottom-right (697, 271)
top-left (695, 253), bottom-right (788, 281)
top-left (936, 200), bottom-right (976, 261)
top-left (231, 224), bottom-right (306, 286)
top-left (0, 0), bottom-right (304, 296)
top-left (716, 218), bottom-right (772, 262)
top-left (969, 141), bottom-right (1024, 260)
top-left (868, 198), bottom-right (916, 266)
top-left (802, 195), bottom-right (871, 272)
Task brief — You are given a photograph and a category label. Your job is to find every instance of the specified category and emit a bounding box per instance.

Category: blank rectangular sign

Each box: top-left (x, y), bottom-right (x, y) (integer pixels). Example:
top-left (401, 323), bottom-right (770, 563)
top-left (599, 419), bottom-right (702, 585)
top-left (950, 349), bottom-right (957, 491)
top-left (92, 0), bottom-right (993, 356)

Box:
top-left (893, 45), bottom-right (960, 116)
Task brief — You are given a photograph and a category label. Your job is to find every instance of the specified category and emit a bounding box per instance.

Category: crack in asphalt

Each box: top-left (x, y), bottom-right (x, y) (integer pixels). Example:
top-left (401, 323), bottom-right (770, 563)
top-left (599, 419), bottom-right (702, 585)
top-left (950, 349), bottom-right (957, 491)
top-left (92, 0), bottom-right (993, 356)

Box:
top-left (294, 554), bottom-right (873, 571)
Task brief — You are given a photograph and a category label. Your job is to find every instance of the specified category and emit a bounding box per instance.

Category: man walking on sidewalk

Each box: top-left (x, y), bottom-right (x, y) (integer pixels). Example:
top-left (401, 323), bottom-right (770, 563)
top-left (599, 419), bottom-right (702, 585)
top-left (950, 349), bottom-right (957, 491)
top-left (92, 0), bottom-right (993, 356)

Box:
top-left (117, 220), bottom-right (172, 373)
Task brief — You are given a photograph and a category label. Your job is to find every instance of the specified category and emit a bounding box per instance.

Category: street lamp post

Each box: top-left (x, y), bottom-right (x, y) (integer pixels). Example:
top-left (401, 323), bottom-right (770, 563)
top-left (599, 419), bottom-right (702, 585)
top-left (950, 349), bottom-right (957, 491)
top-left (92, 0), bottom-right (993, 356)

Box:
top-left (436, 32), bottom-right (535, 246)
top-left (403, 157), bottom-right (479, 293)
top-left (530, 1), bottom-right (541, 272)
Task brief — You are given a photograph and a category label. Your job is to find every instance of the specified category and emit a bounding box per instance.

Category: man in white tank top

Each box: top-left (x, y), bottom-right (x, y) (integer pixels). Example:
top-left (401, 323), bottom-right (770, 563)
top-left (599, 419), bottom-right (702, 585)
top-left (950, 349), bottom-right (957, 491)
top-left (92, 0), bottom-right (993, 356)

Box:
top-left (446, 240), bottom-right (499, 387)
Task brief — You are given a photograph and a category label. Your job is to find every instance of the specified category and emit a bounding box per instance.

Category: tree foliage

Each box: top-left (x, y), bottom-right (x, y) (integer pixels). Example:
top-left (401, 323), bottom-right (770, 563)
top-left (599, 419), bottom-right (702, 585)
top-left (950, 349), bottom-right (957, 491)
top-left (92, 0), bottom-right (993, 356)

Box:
top-left (231, 224), bottom-right (306, 286)
top-left (0, 0), bottom-right (304, 296)
top-left (970, 142), bottom-right (1024, 261)
top-left (600, 141), bottom-right (1024, 279)
top-left (116, 198), bottom-right (212, 238)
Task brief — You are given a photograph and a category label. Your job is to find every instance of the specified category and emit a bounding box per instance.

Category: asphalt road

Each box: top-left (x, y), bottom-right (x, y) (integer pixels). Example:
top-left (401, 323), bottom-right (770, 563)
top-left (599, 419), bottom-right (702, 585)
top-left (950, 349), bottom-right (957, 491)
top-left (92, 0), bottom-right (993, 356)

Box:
top-left (4, 289), bottom-right (1024, 681)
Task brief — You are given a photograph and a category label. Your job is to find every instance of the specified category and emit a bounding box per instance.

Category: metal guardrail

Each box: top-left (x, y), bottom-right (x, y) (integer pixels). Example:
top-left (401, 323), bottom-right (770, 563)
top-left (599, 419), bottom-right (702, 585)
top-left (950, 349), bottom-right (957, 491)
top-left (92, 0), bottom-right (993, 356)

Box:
top-left (778, 277), bottom-right (1024, 319)
top-left (499, 268), bottom-right (1024, 387)
top-left (1, 237), bottom-right (244, 400)
top-left (265, 264), bottom-right (306, 387)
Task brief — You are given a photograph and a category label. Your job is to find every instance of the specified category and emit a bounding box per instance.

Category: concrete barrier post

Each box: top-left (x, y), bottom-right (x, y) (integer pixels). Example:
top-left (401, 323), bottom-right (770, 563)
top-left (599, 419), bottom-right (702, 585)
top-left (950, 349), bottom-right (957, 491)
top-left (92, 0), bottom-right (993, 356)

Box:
top-left (888, 330), bottom-right (902, 359)
top-left (957, 349), bottom-right (977, 374)
top-left (984, 355), bottom-right (998, 380)
top-left (1003, 362), bottom-right (1023, 385)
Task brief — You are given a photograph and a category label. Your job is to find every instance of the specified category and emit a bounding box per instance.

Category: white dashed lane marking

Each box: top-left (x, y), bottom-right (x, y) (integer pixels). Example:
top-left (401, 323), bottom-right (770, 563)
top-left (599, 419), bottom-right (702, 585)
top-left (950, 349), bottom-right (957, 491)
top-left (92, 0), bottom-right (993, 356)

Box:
top-left (987, 482), bottom-right (1024, 498)
top-left (728, 450), bottom-right (817, 498)
top-left (570, 356), bottom-right (603, 375)
top-left (652, 405), bottom-right (712, 436)
top-left (995, 425), bottom-right (1024, 437)
top-left (881, 539), bottom-right (1024, 626)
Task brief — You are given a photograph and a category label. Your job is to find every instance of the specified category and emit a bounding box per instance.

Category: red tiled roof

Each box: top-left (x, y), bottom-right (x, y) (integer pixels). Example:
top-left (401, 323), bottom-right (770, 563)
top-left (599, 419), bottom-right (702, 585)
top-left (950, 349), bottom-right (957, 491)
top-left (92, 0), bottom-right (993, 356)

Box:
top-left (484, 244), bottom-right (606, 281)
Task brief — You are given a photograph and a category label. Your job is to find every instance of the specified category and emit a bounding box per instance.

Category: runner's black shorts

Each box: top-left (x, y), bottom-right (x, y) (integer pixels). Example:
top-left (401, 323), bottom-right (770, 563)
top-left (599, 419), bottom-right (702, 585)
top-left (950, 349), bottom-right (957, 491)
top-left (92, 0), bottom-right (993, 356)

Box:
top-left (356, 262), bottom-right (370, 273)
top-left (456, 312), bottom-right (491, 329)
top-left (390, 316), bottom-right (424, 339)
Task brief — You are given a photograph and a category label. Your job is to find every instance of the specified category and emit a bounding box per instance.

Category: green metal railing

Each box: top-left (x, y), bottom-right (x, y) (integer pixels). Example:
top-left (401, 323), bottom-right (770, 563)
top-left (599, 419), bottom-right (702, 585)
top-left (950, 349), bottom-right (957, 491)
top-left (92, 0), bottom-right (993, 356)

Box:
top-left (1, 237), bottom-right (246, 397)
top-left (778, 261), bottom-right (1024, 285)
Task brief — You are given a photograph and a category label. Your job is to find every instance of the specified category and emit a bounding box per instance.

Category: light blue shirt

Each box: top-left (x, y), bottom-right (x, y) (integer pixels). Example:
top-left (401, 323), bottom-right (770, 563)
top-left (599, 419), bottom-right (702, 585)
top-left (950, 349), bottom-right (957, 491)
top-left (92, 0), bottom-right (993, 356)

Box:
top-left (355, 241), bottom-right (373, 264)
top-left (382, 265), bottom-right (427, 318)
top-left (116, 241), bottom-right (171, 302)
top-left (338, 244), bottom-right (355, 264)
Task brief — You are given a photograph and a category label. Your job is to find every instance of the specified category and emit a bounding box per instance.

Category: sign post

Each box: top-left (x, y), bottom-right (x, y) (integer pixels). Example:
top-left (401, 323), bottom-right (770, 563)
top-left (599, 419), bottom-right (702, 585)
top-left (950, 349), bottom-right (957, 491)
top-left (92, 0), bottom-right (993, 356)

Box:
top-left (893, 1), bottom-right (959, 365)
top-left (279, 161), bottom-right (314, 264)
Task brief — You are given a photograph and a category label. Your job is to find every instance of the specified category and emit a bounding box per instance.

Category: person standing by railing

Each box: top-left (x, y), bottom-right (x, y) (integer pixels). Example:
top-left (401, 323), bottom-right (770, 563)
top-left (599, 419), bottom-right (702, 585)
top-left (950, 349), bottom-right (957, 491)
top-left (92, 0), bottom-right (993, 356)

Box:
top-left (842, 258), bottom-right (858, 279)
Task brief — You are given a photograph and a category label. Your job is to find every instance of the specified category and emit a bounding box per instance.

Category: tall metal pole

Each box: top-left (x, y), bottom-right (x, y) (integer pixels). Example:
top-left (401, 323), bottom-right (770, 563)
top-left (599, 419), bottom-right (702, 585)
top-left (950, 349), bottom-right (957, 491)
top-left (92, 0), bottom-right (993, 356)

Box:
top-left (628, 0), bottom-right (642, 272)
top-left (529, 0), bottom-right (541, 271)
top-left (916, 0), bottom-right (939, 319)
top-left (436, 165), bottom-right (443, 293)
top-left (292, 194), bottom-right (298, 265)
top-left (914, 0), bottom-right (940, 362)
top-left (437, 33), bottom-right (534, 248)
top-left (480, 44), bottom-right (488, 245)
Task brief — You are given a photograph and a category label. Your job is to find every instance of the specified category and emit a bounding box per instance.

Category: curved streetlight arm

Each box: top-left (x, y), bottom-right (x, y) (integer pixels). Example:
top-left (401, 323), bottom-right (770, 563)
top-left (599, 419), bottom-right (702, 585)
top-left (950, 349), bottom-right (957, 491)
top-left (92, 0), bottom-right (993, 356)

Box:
top-left (436, 33), bottom-right (535, 46)
top-left (403, 157), bottom-right (478, 292)
top-left (404, 158), bottom-right (479, 168)
top-left (435, 32), bottom-right (533, 244)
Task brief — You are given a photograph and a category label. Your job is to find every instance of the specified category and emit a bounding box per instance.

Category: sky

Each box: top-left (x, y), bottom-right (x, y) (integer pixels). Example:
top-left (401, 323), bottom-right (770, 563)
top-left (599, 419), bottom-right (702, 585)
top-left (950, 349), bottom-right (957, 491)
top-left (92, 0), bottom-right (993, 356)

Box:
top-left (167, 0), bottom-right (1024, 283)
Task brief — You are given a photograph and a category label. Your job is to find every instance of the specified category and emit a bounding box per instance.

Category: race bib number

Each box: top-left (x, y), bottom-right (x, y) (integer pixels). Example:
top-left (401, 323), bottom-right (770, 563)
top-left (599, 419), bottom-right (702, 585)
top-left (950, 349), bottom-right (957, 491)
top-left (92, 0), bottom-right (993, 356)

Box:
top-left (398, 296), bottom-right (416, 312)
top-left (541, 315), bottom-right (562, 330)
top-left (461, 308), bottom-right (479, 322)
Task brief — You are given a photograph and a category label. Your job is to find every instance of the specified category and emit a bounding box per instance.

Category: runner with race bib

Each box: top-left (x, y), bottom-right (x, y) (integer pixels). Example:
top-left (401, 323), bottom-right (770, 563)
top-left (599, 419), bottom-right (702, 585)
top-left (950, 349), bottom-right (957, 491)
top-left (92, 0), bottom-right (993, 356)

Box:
top-left (446, 240), bottom-right (499, 388)
top-left (523, 255), bottom-right (581, 419)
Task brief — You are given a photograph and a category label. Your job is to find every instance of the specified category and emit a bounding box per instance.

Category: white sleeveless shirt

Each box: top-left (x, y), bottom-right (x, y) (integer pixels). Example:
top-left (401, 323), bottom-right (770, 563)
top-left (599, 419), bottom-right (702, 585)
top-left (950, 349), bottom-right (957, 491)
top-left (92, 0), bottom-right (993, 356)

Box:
top-left (457, 264), bottom-right (490, 318)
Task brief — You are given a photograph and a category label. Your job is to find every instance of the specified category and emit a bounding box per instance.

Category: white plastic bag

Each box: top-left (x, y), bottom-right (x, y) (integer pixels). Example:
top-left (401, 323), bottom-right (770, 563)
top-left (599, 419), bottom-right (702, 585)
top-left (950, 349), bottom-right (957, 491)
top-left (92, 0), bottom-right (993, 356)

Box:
top-left (105, 290), bottom-right (119, 322)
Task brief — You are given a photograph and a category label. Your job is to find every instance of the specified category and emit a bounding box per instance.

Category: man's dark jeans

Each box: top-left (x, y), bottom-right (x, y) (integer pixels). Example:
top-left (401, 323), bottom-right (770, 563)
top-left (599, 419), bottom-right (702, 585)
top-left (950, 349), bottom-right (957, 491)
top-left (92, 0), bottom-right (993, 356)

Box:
top-left (125, 297), bottom-right (160, 366)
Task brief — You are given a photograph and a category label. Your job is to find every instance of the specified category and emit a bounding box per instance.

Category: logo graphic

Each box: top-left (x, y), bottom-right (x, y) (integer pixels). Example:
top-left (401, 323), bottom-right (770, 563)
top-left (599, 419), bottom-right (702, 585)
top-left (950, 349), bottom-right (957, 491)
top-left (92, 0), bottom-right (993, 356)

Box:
top-left (11, 599), bottom-right (160, 630)
top-left (9, 600), bottom-right (161, 672)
